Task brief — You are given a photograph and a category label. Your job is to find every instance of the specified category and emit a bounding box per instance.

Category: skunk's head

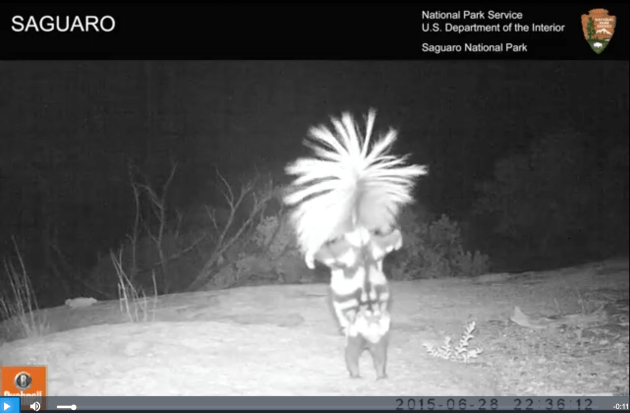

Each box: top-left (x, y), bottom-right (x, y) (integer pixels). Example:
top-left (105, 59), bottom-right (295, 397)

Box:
top-left (283, 108), bottom-right (427, 269)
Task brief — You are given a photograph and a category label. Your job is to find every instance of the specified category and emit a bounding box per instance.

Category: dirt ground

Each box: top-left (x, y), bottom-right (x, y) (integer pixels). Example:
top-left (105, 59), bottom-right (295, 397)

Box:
top-left (1, 258), bottom-right (628, 396)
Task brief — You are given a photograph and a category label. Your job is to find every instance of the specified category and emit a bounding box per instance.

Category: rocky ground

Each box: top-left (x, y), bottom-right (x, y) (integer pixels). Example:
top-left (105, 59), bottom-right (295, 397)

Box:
top-left (1, 258), bottom-right (628, 397)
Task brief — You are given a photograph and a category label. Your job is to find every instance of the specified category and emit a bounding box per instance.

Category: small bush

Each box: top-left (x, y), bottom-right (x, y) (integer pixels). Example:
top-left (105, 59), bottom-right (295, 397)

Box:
top-left (249, 207), bottom-right (490, 282)
top-left (389, 211), bottom-right (491, 280)
top-left (251, 215), bottom-right (294, 260)
top-left (249, 213), bottom-right (307, 284)
top-left (423, 321), bottom-right (483, 363)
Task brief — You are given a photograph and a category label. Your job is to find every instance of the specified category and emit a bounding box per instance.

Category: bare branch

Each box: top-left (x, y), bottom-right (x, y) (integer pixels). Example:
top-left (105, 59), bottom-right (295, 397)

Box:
top-left (187, 171), bottom-right (276, 290)
top-left (143, 232), bottom-right (209, 272)
top-left (215, 168), bottom-right (235, 209)
top-left (173, 209), bottom-right (184, 239)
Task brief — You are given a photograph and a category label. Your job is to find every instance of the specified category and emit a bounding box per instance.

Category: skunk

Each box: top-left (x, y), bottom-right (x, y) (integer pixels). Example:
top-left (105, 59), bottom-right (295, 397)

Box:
top-left (283, 108), bottom-right (427, 379)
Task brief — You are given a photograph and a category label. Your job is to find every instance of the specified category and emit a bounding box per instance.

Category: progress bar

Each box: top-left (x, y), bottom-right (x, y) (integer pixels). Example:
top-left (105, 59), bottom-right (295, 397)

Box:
top-left (32, 396), bottom-right (628, 410)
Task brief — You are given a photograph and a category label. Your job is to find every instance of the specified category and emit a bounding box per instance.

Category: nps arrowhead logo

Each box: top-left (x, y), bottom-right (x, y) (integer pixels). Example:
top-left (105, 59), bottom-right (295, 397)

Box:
top-left (581, 8), bottom-right (616, 54)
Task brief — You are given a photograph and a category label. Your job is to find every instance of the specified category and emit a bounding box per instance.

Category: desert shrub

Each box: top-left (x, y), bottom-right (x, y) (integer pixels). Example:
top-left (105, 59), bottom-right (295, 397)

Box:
top-left (237, 204), bottom-right (490, 283)
top-left (85, 164), bottom-right (288, 293)
top-left (247, 213), bottom-right (308, 283)
top-left (473, 128), bottom-right (627, 261)
top-left (251, 215), bottom-right (292, 259)
top-left (389, 211), bottom-right (491, 280)
top-left (193, 190), bottom-right (310, 289)
top-left (179, 182), bottom-right (491, 286)
top-left (423, 321), bottom-right (483, 363)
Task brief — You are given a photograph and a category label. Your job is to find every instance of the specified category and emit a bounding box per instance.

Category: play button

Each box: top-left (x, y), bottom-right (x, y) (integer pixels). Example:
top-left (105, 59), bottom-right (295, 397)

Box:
top-left (0, 398), bottom-right (19, 413)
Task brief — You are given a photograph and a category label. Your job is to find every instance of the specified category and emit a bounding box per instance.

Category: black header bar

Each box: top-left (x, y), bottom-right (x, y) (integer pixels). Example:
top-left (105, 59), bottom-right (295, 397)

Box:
top-left (1, 4), bottom-right (628, 59)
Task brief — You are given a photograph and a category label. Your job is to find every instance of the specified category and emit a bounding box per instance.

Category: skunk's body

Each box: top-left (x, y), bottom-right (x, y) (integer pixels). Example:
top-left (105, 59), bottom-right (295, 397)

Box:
top-left (283, 109), bottom-right (427, 379)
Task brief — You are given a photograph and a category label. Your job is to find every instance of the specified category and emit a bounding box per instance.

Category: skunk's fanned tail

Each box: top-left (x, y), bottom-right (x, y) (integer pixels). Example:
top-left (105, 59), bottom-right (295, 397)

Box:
top-left (284, 109), bottom-right (427, 264)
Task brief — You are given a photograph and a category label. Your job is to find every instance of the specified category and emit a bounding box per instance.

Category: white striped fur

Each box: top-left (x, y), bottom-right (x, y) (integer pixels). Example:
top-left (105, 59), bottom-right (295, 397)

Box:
top-left (283, 109), bottom-right (427, 378)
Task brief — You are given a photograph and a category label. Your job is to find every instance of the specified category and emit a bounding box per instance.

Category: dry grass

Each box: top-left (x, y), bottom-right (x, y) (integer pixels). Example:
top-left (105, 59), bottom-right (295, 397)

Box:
top-left (110, 249), bottom-right (158, 323)
top-left (0, 243), bottom-right (50, 341)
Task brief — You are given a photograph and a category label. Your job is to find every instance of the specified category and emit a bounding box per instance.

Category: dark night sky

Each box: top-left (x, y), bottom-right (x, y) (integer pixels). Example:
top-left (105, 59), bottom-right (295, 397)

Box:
top-left (0, 60), bottom-right (628, 274)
